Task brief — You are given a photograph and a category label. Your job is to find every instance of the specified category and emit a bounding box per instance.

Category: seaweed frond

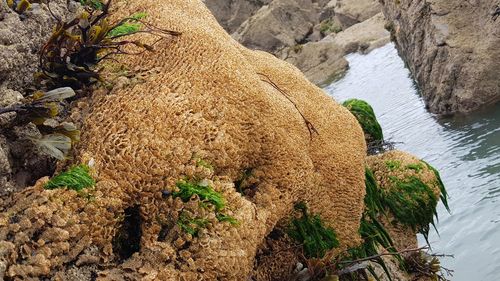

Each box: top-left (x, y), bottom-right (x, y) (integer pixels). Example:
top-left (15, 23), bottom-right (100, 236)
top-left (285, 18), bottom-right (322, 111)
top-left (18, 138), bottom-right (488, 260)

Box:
top-left (177, 212), bottom-right (209, 236)
top-left (422, 161), bottom-right (450, 213)
top-left (173, 180), bottom-right (225, 211)
top-left (44, 164), bottom-right (95, 191)
top-left (288, 203), bottom-right (339, 258)
top-left (385, 176), bottom-right (438, 242)
top-left (343, 99), bottom-right (384, 143)
top-left (216, 213), bottom-right (239, 225)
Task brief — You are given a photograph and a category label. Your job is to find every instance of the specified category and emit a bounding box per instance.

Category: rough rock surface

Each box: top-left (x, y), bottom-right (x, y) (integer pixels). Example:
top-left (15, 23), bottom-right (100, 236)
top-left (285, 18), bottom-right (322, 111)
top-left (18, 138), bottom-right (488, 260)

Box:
top-left (0, 0), bottom-right (367, 279)
top-left (202, 0), bottom-right (271, 34)
top-left (334, 0), bottom-right (381, 29)
top-left (381, 0), bottom-right (500, 114)
top-left (0, 0), bottom-right (79, 197)
top-left (233, 0), bottom-right (321, 54)
top-left (281, 12), bottom-right (389, 86)
top-left (204, 0), bottom-right (388, 86)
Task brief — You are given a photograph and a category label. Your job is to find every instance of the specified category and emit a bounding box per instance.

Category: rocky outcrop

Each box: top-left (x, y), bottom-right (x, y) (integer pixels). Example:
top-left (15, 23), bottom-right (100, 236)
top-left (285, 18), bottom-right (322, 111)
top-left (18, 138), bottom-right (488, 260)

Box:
top-left (202, 0), bottom-right (271, 34)
top-left (204, 0), bottom-right (389, 86)
top-left (0, 0), bottom-right (79, 197)
top-left (334, 0), bottom-right (382, 29)
top-left (0, 0), bottom-right (368, 279)
top-left (380, 0), bottom-right (500, 114)
top-left (282, 12), bottom-right (389, 86)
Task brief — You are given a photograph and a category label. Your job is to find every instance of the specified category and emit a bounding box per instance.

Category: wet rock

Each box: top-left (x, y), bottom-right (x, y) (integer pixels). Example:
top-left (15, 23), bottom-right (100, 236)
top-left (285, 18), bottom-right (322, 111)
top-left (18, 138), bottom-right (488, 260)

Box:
top-left (381, 0), bottom-right (500, 114)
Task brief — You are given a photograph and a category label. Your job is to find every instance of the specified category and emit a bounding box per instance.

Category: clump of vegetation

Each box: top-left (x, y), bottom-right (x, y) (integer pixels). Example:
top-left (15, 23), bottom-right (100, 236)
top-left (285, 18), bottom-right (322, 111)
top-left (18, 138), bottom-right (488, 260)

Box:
top-left (406, 163), bottom-right (424, 172)
top-left (319, 20), bottom-right (342, 35)
top-left (385, 160), bottom-right (401, 171)
top-left (287, 202), bottom-right (339, 258)
top-left (171, 179), bottom-right (238, 235)
top-left (423, 161), bottom-right (450, 213)
top-left (342, 99), bottom-right (383, 143)
top-left (385, 176), bottom-right (438, 242)
top-left (44, 164), bottom-right (95, 191)
top-left (6, 0), bottom-right (34, 14)
top-left (36, 1), bottom-right (178, 90)
top-left (177, 212), bottom-right (209, 236)
top-left (0, 87), bottom-right (79, 160)
top-left (173, 180), bottom-right (225, 211)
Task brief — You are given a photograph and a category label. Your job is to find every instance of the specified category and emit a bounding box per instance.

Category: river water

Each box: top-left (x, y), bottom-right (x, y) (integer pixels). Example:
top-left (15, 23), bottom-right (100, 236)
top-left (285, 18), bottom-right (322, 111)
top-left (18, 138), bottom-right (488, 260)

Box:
top-left (324, 43), bottom-right (500, 281)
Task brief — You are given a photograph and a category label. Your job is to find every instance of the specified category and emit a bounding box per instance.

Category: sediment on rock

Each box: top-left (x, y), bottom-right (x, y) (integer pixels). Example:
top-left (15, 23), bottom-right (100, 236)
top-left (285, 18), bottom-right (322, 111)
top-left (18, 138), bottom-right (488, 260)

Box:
top-left (380, 0), bottom-right (500, 114)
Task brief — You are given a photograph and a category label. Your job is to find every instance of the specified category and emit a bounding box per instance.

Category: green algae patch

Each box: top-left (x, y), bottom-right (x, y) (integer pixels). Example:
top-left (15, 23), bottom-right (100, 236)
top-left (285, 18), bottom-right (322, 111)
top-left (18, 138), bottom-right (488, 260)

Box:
top-left (288, 203), bottom-right (339, 258)
top-left (177, 212), bottom-right (209, 236)
top-left (342, 99), bottom-right (383, 142)
top-left (44, 164), bottom-right (95, 191)
top-left (385, 160), bottom-right (401, 171)
top-left (385, 176), bottom-right (438, 241)
top-left (423, 161), bottom-right (450, 212)
top-left (406, 163), bottom-right (424, 172)
top-left (173, 180), bottom-right (225, 211)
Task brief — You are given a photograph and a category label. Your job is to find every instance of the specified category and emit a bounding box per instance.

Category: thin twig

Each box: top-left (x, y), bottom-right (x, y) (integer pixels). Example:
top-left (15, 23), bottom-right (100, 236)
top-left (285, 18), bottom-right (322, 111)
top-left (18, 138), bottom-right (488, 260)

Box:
top-left (339, 246), bottom-right (428, 265)
top-left (257, 72), bottom-right (319, 140)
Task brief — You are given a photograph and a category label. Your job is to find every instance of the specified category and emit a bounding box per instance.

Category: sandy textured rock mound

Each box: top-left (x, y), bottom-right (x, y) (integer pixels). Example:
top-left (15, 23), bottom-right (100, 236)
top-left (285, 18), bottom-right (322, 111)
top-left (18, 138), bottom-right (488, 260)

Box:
top-left (381, 0), bottom-right (500, 114)
top-left (0, 0), bottom-right (366, 279)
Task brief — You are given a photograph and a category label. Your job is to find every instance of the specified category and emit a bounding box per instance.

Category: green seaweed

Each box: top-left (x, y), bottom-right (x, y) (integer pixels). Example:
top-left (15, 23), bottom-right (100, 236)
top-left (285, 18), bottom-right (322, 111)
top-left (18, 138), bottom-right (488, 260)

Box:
top-left (342, 99), bottom-right (384, 142)
top-left (196, 158), bottom-right (213, 170)
top-left (384, 176), bottom-right (438, 242)
top-left (173, 180), bottom-right (225, 211)
top-left (216, 213), bottom-right (239, 225)
top-left (44, 164), bottom-right (95, 191)
top-left (406, 163), bottom-right (424, 172)
top-left (385, 160), bottom-right (401, 171)
top-left (79, 0), bottom-right (104, 10)
top-left (364, 168), bottom-right (386, 217)
top-left (177, 212), bottom-right (209, 236)
top-left (422, 161), bottom-right (450, 213)
top-left (342, 214), bottom-right (397, 281)
top-left (287, 203), bottom-right (339, 258)
top-left (107, 22), bottom-right (142, 38)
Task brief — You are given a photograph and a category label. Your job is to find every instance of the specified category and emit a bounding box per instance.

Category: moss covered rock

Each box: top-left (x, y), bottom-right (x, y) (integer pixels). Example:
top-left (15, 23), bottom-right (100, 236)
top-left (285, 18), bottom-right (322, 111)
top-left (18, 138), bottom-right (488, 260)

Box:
top-left (367, 150), bottom-right (449, 242)
top-left (343, 98), bottom-right (383, 143)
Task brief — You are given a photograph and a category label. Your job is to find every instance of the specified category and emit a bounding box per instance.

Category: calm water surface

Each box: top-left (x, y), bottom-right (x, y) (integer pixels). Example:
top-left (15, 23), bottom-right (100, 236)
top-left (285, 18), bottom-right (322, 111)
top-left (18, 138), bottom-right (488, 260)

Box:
top-left (325, 43), bottom-right (500, 281)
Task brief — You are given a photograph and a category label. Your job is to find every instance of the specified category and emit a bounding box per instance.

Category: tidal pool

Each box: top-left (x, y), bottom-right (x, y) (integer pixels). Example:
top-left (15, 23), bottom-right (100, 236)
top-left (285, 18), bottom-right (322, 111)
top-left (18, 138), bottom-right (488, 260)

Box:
top-left (325, 43), bottom-right (500, 281)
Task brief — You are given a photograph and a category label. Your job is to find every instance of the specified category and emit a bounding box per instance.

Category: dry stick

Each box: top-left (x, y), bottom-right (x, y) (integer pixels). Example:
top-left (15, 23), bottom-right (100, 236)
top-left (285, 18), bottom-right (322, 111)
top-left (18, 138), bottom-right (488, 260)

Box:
top-left (338, 246), bottom-right (428, 265)
top-left (257, 72), bottom-right (319, 140)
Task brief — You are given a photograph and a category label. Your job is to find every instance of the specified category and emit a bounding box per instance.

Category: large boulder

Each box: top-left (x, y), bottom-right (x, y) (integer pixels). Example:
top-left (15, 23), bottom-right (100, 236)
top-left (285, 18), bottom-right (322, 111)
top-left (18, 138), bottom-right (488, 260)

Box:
top-left (233, 0), bottom-right (321, 53)
top-left (381, 0), bottom-right (500, 114)
top-left (0, 0), bottom-right (367, 280)
top-left (202, 0), bottom-right (271, 34)
top-left (333, 0), bottom-right (382, 29)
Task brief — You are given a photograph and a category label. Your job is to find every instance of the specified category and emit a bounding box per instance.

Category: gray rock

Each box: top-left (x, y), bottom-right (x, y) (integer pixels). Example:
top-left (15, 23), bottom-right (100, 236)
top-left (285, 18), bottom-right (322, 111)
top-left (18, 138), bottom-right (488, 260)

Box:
top-left (381, 0), bottom-right (500, 114)
top-left (233, 0), bottom-right (321, 54)
top-left (333, 0), bottom-right (381, 29)
top-left (203, 0), bottom-right (271, 34)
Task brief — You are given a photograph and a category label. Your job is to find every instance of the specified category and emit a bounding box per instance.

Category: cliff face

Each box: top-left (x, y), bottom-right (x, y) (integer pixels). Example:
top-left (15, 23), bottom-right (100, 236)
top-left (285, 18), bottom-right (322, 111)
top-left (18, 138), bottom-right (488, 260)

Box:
top-left (380, 0), bottom-right (500, 114)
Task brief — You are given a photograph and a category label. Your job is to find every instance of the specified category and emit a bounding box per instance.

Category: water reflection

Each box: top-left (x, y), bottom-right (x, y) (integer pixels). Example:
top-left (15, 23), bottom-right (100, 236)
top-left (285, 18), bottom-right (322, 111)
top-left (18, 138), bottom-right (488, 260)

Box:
top-left (324, 43), bottom-right (500, 281)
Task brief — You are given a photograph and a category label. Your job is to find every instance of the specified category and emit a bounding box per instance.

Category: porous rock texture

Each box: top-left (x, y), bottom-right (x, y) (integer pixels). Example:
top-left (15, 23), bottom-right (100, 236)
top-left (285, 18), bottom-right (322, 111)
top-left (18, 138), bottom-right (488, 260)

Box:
top-left (381, 0), bottom-right (500, 114)
top-left (0, 0), bottom-right (367, 280)
top-left (0, 0), bottom-right (79, 197)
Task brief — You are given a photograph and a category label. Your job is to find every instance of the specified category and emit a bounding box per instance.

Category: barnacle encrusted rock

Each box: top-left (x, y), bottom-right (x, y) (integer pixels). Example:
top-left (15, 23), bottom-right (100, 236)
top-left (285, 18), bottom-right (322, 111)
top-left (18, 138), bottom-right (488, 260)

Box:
top-left (0, 0), bottom-right (366, 279)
